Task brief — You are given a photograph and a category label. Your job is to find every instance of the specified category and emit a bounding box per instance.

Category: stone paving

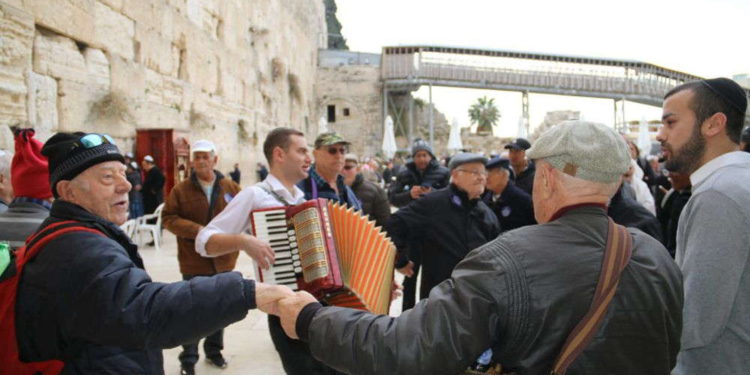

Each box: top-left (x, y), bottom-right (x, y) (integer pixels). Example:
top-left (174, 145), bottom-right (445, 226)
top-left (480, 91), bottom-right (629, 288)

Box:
top-left (140, 231), bottom-right (406, 375)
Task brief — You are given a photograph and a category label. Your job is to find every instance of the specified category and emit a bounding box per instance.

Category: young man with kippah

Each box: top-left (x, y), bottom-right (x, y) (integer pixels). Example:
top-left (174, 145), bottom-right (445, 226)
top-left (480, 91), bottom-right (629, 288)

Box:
top-left (14, 132), bottom-right (292, 374)
top-left (658, 78), bottom-right (750, 374)
top-left (273, 121), bottom-right (682, 375)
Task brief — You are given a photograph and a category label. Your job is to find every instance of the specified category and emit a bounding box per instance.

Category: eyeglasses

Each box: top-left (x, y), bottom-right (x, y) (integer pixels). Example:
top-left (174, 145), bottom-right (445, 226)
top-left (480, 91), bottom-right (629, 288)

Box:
top-left (75, 133), bottom-right (116, 150)
top-left (343, 165), bottom-right (356, 171)
top-left (326, 146), bottom-right (348, 155)
top-left (456, 168), bottom-right (488, 177)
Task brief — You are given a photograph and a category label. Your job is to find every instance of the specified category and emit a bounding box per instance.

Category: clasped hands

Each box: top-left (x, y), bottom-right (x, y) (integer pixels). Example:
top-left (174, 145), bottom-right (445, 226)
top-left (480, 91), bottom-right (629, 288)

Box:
top-left (256, 282), bottom-right (316, 339)
top-left (256, 280), bottom-right (403, 339)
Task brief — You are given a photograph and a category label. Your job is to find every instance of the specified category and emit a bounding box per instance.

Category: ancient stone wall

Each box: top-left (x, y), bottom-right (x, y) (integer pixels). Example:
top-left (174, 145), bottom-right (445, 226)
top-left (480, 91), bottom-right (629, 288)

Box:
top-left (316, 63), bottom-right (382, 157)
top-left (0, 0), bottom-right (326, 181)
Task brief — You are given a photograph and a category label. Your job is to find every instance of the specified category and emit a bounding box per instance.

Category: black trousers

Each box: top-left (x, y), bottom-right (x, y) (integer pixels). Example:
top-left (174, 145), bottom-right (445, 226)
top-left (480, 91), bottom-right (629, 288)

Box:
top-left (401, 261), bottom-right (422, 311)
top-left (179, 275), bottom-right (224, 366)
top-left (268, 315), bottom-right (343, 375)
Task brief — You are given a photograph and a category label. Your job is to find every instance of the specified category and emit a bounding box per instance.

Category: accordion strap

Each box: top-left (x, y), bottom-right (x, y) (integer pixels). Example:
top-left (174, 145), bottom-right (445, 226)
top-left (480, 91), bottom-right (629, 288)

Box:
top-left (256, 181), bottom-right (292, 207)
top-left (550, 218), bottom-right (633, 375)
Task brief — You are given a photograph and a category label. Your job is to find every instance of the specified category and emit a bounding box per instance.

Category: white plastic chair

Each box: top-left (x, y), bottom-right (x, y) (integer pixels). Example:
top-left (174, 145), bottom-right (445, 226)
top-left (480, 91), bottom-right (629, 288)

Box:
top-left (136, 203), bottom-right (164, 251)
top-left (119, 219), bottom-right (138, 240)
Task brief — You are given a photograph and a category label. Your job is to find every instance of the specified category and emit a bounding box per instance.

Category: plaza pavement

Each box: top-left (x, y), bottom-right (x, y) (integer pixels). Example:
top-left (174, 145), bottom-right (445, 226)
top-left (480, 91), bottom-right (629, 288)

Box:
top-left (140, 231), bottom-right (406, 375)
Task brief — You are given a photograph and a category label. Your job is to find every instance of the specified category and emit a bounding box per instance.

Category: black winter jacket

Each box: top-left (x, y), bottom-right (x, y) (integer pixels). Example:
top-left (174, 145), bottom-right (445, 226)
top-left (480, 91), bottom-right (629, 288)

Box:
top-left (298, 206), bottom-right (683, 375)
top-left (388, 159), bottom-right (450, 208)
top-left (608, 186), bottom-right (664, 244)
top-left (386, 184), bottom-right (500, 298)
top-left (15, 200), bottom-right (255, 374)
top-left (350, 174), bottom-right (391, 228)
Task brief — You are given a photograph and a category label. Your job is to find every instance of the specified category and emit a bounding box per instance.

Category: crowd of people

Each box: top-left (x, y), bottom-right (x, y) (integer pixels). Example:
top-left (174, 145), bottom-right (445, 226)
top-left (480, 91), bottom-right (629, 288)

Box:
top-left (0, 77), bottom-right (748, 375)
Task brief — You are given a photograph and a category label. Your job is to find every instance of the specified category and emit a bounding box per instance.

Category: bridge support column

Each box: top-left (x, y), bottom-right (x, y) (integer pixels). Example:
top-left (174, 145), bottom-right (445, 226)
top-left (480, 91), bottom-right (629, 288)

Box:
top-left (408, 94), bottom-right (414, 145)
top-left (428, 83), bottom-right (434, 148)
top-left (614, 99), bottom-right (627, 133)
top-left (521, 91), bottom-right (530, 137)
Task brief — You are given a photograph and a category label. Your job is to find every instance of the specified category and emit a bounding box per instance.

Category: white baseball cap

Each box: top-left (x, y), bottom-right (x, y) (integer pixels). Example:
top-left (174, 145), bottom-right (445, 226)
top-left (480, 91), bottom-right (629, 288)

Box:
top-left (143, 155), bottom-right (154, 163)
top-left (192, 140), bottom-right (216, 154)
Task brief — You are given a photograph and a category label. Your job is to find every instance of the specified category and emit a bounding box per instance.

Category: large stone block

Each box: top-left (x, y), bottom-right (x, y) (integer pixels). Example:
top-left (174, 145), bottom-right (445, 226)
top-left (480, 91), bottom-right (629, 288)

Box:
top-left (84, 48), bottom-right (110, 93)
top-left (22, 0), bottom-right (96, 46)
top-left (93, 0), bottom-right (134, 59)
top-left (56, 79), bottom-right (93, 132)
top-left (109, 53), bottom-right (146, 100)
top-left (122, 0), bottom-right (172, 40)
top-left (0, 2), bottom-right (34, 127)
top-left (98, 0), bottom-right (123, 12)
top-left (26, 71), bottom-right (58, 140)
top-left (33, 30), bottom-right (87, 83)
top-left (0, 67), bottom-right (27, 127)
top-left (134, 26), bottom-right (176, 76)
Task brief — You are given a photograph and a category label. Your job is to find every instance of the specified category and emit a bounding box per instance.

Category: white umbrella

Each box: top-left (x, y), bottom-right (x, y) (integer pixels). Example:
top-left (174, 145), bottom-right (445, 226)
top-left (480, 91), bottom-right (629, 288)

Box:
top-left (637, 117), bottom-right (651, 157)
top-left (448, 117), bottom-right (464, 152)
top-left (382, 116), bottom-right (398, 159)
top-left (318, 115), bottom-right (328, 134)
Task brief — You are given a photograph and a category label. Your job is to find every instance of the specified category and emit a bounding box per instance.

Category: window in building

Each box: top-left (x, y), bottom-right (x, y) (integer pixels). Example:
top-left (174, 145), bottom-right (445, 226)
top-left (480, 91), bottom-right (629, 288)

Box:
top-left (343, 108), bottom-right (350, 117)
top-left (327, 105), bottom-right (336, 123)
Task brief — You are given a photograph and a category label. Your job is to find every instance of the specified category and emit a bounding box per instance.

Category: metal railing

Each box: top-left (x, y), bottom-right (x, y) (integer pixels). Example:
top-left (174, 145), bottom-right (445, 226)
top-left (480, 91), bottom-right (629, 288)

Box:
top-left (381, 46), bottom-right (749, 108)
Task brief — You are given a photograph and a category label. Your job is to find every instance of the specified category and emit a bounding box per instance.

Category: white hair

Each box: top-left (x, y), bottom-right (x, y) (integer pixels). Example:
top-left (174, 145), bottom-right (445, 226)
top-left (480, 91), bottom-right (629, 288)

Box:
top-left (540, 160), bottom-right (620, 198)
top-left (0, 150), bottom-right (12, 177)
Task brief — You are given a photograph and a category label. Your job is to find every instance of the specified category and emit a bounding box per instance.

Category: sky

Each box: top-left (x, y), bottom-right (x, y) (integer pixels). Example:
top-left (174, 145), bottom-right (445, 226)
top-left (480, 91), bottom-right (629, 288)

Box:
top-left (334, 0), bottom-right (750, 137)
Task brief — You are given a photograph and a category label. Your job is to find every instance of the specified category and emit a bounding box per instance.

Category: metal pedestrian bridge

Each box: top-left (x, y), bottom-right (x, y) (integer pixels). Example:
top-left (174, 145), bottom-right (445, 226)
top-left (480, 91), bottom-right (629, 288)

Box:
top-left (380, 45), bottom-right (750, 138)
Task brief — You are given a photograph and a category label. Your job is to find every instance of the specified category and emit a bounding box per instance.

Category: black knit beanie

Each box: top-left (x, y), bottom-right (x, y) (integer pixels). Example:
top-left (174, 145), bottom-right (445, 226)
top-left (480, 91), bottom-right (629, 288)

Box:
top-left (41, 132), bottom-right (125, 197)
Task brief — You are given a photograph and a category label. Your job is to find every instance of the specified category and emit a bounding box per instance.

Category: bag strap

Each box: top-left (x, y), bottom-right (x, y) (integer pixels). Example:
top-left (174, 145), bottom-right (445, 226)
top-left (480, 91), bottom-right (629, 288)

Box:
top-left (550, 218), bottom-right (633, 375)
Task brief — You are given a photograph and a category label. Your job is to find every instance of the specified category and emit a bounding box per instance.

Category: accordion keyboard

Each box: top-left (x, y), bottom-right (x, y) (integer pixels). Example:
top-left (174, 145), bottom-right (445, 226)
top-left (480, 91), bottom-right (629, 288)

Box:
top-left (252, 209), bottom-right (302, 290)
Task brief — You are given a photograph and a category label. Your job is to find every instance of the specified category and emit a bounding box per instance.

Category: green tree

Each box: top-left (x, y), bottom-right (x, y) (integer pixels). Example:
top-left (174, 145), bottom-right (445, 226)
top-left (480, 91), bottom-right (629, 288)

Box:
top-left (468, 96), bottom-right (500, 135)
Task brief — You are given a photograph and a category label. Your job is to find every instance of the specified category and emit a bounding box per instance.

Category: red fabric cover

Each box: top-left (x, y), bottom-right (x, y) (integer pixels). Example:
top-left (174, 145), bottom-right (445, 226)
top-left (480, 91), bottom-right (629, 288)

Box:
top-left (12, 129), bottom-right (52, 199)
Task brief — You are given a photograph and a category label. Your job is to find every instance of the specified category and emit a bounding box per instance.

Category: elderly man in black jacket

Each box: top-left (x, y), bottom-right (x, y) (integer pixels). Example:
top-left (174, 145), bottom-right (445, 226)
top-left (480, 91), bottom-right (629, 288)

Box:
top-left (14, 132), bottom-right (291, 374)
top-left (387, 153), bottom-right (500, 301)
top-left (274, 121), bottom-right (682, 375)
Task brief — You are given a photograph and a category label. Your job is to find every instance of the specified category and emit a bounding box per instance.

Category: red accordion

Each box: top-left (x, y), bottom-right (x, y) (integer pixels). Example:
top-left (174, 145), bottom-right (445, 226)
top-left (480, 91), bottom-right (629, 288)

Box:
top-left (251, 199), bottom-right (395, 314)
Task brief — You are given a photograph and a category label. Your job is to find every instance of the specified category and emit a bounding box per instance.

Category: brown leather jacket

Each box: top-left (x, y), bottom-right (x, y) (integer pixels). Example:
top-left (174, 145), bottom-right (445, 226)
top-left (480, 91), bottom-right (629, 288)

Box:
top-left (162, 171), bottom-right (242, 275)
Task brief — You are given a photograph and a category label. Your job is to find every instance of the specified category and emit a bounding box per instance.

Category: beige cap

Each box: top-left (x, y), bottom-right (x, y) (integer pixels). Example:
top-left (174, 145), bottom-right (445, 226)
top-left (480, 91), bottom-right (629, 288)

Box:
top-left (526, 120), bottom-right (630, 183)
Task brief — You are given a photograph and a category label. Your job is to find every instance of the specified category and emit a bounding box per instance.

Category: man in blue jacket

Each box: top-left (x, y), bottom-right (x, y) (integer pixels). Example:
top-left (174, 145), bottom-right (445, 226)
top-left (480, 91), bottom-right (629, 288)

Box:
top-left (14, 131), bottom-right (291, 374)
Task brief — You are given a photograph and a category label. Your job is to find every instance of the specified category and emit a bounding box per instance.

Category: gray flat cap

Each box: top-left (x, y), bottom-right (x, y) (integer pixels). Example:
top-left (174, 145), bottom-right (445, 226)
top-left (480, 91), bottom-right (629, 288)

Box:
top-left (448, 152), bottom-right (488, 170)
top-left (526, 121), bottom-right (630, 183)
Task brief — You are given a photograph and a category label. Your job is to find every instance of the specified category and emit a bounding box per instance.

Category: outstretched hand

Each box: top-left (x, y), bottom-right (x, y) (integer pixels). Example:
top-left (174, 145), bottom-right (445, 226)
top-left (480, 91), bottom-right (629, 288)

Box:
top-left (255, 282), bottom-right (295, 315)
top-left (278, 291), bottom-right (318, 339)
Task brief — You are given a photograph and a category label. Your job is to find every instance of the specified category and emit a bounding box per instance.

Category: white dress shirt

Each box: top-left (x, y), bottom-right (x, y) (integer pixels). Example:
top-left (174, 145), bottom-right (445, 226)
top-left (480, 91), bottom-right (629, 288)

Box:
top-left (195, 174), bottom-right (306, 257)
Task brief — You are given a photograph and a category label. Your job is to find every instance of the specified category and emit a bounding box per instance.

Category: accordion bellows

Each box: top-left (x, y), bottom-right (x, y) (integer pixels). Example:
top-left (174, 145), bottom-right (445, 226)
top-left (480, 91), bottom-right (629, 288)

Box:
top-left (252, 199), bottom-right (396, 315)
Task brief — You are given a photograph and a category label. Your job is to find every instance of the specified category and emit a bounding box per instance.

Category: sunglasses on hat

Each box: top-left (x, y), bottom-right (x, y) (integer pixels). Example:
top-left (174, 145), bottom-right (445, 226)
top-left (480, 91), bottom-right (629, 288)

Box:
top-left (73, 133), bottom-right (116, 150)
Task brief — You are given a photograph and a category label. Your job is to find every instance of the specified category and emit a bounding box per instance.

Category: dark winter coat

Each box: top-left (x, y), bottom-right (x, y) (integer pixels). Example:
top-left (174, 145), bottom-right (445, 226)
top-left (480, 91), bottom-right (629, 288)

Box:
top-left (385, 184), bottom-right (500, 298)
top-left (608, 186), bottom-right (664, 244)
top-left (142, 166), bottom-right (165, 214)
top-left (15, 200), bottom-right (255, 374)
top-left (350, 174), bottom-right (391, 228)
top-left (388, 159), bottom-right (450, 208)
top-left (483, 182), bottom-right (536, 232)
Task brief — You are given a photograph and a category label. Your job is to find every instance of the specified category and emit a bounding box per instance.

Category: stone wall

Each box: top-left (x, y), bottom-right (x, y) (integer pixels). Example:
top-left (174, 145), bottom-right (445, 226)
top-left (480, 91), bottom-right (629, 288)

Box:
top-left (317, 60), bottom-right (382, 158)
top-left (0, 0), bottom-right (326, 181)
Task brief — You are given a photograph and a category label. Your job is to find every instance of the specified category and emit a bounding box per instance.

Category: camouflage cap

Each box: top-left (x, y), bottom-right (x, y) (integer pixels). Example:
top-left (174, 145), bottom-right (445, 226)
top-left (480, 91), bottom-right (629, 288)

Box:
top-left (314, 132), bottom-right (350, 148)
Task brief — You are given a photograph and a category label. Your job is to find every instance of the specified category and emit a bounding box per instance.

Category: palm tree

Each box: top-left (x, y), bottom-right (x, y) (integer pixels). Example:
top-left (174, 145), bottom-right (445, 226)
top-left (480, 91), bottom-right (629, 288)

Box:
top-left (468, 96), bottom-right (500, 135)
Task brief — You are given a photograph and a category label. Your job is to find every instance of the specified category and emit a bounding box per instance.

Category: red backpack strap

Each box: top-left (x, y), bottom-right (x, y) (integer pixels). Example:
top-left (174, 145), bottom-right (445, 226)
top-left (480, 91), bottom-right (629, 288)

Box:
top-left (19, 221), bottom-right (104, 265)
